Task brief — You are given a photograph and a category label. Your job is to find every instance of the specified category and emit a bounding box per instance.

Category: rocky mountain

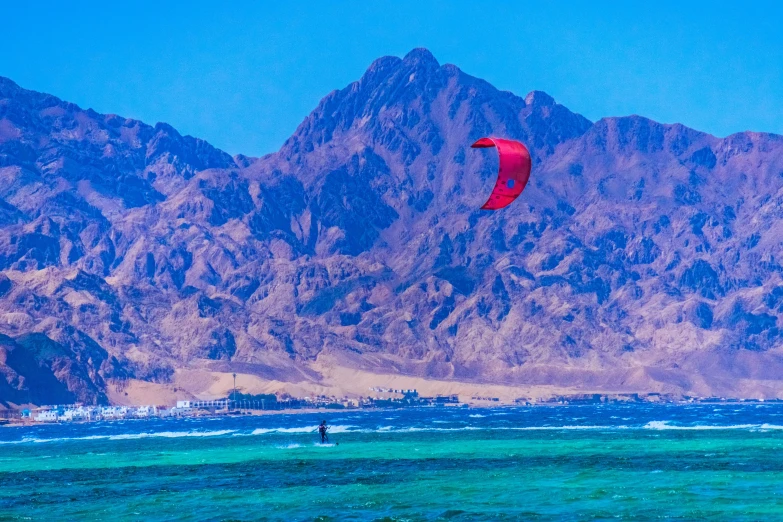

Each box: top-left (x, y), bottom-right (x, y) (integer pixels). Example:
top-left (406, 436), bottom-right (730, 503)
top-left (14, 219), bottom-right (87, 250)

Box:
top-left (2, 48), bottom-right (783, 405)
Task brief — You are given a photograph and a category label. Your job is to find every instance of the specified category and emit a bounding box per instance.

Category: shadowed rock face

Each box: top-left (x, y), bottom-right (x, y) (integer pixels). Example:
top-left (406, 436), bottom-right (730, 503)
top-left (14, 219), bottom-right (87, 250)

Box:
top-left (2, 48), bottom-right (783, 404)
top-left (0, 332), bottom-right (124, 406)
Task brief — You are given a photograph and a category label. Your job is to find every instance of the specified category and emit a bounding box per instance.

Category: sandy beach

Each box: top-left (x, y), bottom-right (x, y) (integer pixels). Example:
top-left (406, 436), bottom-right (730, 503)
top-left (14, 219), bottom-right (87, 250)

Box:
top-left (105, 363), bottom-right (588, 408)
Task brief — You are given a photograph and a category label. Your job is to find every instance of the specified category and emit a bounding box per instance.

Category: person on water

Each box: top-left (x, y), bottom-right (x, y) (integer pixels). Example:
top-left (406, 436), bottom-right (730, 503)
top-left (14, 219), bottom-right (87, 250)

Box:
top-left (318, 420), bottom-right (329, 444)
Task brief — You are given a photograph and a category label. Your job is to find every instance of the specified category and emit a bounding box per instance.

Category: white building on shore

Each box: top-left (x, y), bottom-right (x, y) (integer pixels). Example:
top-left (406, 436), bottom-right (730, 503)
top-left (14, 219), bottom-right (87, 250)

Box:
top-left (34, 409), bottom-right (59, 422)
top-left (32, 404), bottom-right (169, 422)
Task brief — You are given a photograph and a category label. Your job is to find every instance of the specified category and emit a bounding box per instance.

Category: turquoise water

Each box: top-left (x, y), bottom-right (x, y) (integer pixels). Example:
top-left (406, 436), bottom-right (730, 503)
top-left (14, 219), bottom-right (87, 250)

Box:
top-left (4, 404), bottom-right (783, 520)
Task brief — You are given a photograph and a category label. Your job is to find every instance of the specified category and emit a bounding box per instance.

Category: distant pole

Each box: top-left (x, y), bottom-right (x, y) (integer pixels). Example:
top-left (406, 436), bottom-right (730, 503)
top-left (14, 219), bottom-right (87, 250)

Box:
top-left (232, 373), bottom-right (237, 410)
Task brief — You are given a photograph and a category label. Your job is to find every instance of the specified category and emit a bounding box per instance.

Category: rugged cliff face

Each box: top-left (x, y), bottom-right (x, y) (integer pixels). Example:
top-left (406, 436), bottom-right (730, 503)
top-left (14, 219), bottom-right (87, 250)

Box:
top-left (2, 48), bottom-right (783, 405)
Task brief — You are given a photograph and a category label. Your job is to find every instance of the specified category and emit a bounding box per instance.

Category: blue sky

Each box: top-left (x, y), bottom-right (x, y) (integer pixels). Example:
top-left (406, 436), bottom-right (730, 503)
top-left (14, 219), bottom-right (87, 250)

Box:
top-left (2, 1), bottom-right (781, 156)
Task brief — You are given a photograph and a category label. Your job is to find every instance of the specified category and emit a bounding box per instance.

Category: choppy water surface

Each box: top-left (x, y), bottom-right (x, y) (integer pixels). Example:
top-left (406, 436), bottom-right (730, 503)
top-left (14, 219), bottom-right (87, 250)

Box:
top-left (4, 404), bottom-right (783, 520)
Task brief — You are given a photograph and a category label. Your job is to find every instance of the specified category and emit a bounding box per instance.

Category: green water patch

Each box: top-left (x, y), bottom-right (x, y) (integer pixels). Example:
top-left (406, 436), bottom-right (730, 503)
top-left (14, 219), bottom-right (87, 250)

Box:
top-left (4, 430), bottom-right (783, 520)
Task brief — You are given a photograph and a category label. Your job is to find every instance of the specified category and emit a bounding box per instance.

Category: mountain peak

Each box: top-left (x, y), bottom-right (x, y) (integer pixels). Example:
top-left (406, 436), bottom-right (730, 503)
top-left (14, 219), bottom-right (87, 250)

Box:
top-left (525, 90), bottom-right (556, 107)
top-left (402, 48), bottom-right (440, 68)
top-left (364, 55), bottom-right (402, 74)
top-left (277, 48), bottom-right (594, 162)
top-left (0, 76), bottom-right (22, 97)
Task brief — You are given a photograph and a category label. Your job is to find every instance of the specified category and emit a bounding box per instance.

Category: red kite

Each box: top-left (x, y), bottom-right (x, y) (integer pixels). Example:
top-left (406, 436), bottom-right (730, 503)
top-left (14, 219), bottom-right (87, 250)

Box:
top-left (471, 137), bottom-right (531, 210)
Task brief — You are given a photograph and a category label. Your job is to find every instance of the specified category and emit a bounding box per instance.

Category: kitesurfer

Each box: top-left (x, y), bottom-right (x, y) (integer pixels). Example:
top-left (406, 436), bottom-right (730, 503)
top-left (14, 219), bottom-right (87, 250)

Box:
top-left (318, 420), bottom-right (329, 443)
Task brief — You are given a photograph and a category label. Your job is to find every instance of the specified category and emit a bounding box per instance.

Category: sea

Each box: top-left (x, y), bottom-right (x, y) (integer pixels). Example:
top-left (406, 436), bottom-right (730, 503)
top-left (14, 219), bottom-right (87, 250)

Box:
top-left (3, 403), bottom-right (783, 521)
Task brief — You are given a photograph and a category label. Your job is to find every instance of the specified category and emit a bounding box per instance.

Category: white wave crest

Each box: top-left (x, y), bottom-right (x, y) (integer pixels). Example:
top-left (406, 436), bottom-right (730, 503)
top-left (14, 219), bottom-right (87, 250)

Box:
top-left (0, 429), bottom-right (237, 445)
top-left (643, 421), bottom-right (757, 430)
top-left (109, 429), bottom-right (237, 440)
top-left (249, 425), bottom-right (355, 435)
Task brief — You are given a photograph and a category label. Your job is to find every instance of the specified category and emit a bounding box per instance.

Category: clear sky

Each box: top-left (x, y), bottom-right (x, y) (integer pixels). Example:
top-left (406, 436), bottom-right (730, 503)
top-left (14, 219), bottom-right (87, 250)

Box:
top-left (2, 1), bottom-right (781, 156)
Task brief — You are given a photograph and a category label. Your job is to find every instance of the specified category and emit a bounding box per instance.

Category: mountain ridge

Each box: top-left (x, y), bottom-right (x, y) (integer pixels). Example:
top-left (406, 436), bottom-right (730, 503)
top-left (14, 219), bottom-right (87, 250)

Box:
top-left (2, 48), bottom-right (783, 406)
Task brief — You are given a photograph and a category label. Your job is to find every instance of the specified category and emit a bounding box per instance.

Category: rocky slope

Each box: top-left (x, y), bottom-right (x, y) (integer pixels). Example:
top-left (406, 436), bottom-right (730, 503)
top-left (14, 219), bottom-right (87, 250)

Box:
top-left (2, 49), bottom-right (783, 405)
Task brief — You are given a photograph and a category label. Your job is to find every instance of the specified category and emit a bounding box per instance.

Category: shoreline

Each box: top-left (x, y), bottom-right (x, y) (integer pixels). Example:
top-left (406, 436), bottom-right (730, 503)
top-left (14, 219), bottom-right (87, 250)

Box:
top-left (5, 399), bottom-right (780, 428)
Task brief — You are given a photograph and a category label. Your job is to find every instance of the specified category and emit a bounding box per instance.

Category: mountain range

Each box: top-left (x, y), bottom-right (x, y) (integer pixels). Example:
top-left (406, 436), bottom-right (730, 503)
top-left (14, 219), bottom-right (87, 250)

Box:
top-left (2, 48), bottom-right (783, 406)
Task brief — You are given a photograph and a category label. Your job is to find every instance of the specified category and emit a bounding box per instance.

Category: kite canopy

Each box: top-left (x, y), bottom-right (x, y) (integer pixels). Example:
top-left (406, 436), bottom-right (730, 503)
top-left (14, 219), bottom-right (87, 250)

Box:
top-left (471, 137), bottom-right (531, 210)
